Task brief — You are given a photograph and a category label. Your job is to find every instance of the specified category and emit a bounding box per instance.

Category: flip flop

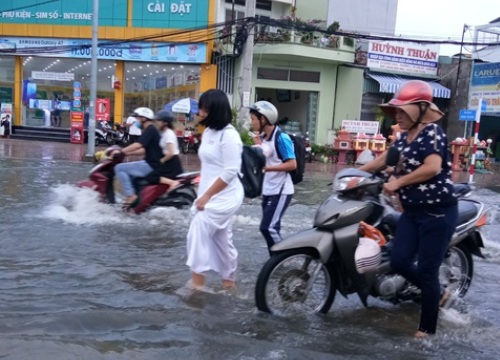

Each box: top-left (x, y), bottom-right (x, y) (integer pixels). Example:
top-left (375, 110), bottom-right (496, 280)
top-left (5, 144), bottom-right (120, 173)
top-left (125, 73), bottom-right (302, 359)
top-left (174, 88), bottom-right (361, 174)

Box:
top-left (122, 196), bottom-right (140, 210)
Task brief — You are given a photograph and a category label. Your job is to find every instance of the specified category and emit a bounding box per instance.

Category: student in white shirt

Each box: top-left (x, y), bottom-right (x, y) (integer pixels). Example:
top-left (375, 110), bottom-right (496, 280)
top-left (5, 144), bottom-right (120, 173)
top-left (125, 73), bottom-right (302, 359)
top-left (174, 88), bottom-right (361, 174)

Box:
top-left (125, 114), bottom-right (142, 143)
top-left (145, 110), bottom-right (184, 192)
top-left (186, 89), bottom-right (244, 290)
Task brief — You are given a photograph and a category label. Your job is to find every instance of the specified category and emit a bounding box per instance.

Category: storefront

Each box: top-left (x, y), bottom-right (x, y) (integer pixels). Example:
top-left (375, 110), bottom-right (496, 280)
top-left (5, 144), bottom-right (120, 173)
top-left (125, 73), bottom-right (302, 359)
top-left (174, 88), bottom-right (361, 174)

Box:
top-left (0, 0), bottom-right (217, 135)
top-left (357, 40), bottom-right (452, 137)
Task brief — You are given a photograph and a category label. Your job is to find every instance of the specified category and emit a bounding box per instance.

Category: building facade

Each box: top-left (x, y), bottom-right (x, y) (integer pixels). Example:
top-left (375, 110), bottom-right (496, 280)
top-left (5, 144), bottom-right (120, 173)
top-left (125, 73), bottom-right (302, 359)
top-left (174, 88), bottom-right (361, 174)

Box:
top-left (0, 0), bottom-right (217, 135)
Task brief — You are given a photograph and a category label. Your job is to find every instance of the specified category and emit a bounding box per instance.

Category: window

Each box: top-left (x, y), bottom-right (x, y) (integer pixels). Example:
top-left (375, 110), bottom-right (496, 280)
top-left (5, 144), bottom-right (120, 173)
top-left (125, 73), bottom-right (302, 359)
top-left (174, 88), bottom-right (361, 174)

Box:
top-left (257, 68), bottom-right (288, 81)
top-left (225, 0), bottom-right (272, 11)
top-left (290, 70), bottom-right (320, 83)
top-left (257, 68), bottom-right (321, 83)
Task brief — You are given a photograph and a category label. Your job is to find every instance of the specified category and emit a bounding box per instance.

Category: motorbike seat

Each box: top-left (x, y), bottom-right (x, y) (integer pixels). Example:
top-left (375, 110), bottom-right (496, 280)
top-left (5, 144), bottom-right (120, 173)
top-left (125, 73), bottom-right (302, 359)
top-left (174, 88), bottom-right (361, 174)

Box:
top-left (380, 199), bottom-right (479, 233)
top-left (453, 183), bottom-right (473, 198)
top-left (457, 200), bottom-right (479, 226)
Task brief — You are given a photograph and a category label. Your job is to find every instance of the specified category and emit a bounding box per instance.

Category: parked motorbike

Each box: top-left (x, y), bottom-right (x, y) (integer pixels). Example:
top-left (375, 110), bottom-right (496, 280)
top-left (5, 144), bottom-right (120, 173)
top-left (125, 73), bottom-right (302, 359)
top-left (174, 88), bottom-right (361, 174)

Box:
top-left (77, 147), bottom-right (200, 214)
top-left (255, 147), bottom-right (489, 315)
top-left (112, 123), bottom-right (130, 147)
top-left (95, 120), bottom-right (117, 146)
top-left (182, 127), bottom-right (200, 154)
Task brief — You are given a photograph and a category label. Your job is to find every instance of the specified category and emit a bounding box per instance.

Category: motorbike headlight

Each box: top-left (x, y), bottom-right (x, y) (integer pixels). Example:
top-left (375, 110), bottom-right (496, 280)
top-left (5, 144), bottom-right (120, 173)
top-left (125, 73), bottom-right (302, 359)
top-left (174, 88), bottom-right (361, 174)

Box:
top-left (333, 176), bottom-right (366, 192)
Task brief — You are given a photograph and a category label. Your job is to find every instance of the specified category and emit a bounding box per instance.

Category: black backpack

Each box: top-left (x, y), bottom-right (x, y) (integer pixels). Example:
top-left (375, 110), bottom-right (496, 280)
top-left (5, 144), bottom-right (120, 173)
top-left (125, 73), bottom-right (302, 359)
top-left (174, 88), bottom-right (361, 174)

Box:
top-left (239, 145), bottom-right (266, 198)
top-left (219, 126), bottom-right (266, 198)
top-left (275, 128), bottom-right (305, 184)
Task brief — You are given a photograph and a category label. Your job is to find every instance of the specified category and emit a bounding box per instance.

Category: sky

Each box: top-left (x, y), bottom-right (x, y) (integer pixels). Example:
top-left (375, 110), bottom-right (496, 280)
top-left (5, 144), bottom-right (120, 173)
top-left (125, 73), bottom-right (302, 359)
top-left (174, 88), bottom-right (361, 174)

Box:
top-left (395, 0), bottom-right (500, 56)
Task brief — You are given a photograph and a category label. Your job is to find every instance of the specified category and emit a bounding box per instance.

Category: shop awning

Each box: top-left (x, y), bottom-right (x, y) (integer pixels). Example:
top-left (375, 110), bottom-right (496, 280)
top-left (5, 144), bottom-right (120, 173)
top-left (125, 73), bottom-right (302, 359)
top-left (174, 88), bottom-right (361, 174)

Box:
top-left (366, 73), bottom-right (451, 99)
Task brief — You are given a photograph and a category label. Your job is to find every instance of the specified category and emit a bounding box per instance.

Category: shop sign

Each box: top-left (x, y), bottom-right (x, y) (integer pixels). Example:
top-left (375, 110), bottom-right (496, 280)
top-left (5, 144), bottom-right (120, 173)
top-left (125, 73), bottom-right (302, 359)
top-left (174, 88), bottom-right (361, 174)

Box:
top-left (0, 37), bottom-right (207, 64)
top-left (71, 111), bottom-right (84, 123)
top-left (0, 0), bottom-right (126, 27)
top-left (341, 120), bottom-right (380, 135)
top-left (0, 0), bottom-right (208, 29)
top-left (96, 98), bottom-right (110, 121)
top-left (468, 62), bottom-right (500, 114)
top-left (367, 40), bottom-right (440, 77)
top-left (32, 71), bottom-right (74, 81)
top-left (0, 87), bottom-right (13, 102)
top-left (132, 0), bottom-right (208, 28)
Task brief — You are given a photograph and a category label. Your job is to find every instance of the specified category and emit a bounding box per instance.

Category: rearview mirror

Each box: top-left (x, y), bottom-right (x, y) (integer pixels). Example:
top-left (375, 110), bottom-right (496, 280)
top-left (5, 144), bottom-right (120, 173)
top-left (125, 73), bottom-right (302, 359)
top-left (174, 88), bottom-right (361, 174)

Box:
top-left (386, 147), bottom-right (400, 167)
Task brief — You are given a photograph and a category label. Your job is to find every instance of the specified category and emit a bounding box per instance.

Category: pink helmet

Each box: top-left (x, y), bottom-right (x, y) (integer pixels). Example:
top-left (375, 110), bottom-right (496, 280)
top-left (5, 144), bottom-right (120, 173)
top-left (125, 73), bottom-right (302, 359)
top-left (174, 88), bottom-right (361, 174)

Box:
top-left (380, 80), bottom-right (444, 123)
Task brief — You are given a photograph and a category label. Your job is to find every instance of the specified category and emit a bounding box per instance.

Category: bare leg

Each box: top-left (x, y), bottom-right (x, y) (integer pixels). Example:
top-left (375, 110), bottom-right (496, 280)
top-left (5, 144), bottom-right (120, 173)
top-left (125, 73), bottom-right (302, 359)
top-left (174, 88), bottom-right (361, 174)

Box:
top-left (159, 177), bottom-right (180, 193)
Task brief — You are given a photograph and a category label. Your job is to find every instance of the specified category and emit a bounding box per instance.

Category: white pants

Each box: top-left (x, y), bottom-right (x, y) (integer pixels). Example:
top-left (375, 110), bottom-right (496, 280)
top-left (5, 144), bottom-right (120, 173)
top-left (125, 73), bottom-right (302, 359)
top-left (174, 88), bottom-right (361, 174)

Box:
top-left (186, 198), bottom-right (241, 281)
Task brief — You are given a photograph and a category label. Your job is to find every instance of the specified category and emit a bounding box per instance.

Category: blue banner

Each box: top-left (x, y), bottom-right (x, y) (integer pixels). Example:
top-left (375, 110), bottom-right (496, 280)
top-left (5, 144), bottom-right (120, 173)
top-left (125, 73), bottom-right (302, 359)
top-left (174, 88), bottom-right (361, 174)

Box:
top-left (0, 37), bottom-right (207, 63)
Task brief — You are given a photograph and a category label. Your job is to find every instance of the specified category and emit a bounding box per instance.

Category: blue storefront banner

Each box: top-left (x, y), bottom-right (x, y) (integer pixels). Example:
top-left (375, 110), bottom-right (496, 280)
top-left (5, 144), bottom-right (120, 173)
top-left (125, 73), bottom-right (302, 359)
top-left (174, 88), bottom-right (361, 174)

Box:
top-left (0, 37), bottom-right (207, 63)
top-left (0, 0), bottom-right (208, 29)
top-left (468, 62), bottom-right (500, 113)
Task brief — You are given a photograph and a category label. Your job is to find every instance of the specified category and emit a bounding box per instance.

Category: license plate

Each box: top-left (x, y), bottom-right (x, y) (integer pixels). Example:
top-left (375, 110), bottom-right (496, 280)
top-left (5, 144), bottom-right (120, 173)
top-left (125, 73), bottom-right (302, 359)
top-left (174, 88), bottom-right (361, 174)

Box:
top-left (305, 147), bottom-right (312, 152)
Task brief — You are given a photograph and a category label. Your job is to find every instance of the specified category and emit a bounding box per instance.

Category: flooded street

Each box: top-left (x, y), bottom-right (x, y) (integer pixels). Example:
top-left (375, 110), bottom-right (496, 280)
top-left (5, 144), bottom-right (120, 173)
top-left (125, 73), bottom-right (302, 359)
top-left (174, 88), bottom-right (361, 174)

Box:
top-left (1, 140), bottom-right (500, 359)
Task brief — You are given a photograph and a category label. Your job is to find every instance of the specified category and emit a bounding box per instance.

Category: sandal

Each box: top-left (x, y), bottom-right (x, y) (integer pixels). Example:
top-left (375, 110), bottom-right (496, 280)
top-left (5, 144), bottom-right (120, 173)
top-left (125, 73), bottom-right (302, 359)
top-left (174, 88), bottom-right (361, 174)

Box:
top-left (122, 196), bottom-right (140, 210)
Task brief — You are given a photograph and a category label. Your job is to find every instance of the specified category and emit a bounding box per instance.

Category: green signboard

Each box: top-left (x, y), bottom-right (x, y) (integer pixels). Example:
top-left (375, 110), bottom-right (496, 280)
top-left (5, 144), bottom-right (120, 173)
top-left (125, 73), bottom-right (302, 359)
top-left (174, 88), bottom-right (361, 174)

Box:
top-left (132, 0), bottom-right (209, 28)
top-left (0, 87), bottom-right (13, 103)
top-left (0, 0), bottom-right (127, 27)
top-left (0, 0), bottom-right (208, 29)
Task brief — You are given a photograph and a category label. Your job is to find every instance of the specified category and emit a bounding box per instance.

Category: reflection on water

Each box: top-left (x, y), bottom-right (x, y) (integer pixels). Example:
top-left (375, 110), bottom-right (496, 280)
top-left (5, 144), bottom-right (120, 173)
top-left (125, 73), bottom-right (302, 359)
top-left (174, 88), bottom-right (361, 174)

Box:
top-left (1, 157), bottom-right (500, 359)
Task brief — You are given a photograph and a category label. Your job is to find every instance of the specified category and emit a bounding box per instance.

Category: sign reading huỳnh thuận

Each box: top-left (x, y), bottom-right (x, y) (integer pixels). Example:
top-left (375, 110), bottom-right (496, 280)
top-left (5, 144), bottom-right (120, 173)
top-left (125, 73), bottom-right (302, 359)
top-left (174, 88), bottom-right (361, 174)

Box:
top-left (367, 40), bottom-right (440, 77)
top-left (341, 120), bottom-right (380, 135)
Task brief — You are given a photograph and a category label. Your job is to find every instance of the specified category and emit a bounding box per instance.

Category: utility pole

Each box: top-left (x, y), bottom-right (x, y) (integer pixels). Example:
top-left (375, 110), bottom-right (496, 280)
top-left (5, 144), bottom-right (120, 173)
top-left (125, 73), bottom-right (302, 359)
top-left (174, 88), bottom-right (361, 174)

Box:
top-left (236, 0), bottom-right (255, 128)
top-left (85, 0), bottom-right (99, 158)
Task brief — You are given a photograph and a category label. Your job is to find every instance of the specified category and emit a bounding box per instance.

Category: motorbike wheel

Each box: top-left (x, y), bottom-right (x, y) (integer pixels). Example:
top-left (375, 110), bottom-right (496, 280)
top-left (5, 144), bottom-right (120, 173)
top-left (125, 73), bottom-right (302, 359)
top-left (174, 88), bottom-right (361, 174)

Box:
top-left (307, 152), bottom-right (313, 163)
top-left (94, 137), bottom-right (100, 147)
top-left (255, 249), bottom-right (336, 315)
top-left (106, 133), bottom-right (115, 146)
top-left (440, 243), bottom-right (473, 298)
top-left (182, 143), bottom-right (189, 154)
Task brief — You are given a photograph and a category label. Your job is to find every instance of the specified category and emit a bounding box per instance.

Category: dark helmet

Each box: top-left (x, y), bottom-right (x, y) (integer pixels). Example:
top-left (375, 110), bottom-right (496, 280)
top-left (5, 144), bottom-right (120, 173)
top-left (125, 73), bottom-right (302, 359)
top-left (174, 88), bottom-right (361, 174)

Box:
top-left (155, 110), bottom-right (175, 124)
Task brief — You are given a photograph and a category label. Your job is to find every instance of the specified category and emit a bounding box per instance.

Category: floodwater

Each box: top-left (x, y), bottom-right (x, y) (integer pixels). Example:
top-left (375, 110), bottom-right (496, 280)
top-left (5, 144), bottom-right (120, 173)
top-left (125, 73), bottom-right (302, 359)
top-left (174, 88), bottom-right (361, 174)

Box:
top-left (1, 147), bottom-right (500, 359)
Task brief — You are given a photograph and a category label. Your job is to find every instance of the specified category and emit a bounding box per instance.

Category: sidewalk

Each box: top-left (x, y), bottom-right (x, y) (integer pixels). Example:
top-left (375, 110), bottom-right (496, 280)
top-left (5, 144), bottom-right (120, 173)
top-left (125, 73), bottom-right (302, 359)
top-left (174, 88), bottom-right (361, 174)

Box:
top-left (1, 138), bottom-right (499, 191)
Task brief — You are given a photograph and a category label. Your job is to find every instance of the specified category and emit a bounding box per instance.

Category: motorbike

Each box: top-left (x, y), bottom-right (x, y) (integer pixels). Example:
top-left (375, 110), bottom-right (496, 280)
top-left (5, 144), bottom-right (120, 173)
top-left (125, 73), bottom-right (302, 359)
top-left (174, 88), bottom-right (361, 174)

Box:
top-left (255, 147), bottom-right (490, 315)
top-left (95, 120), bottom-right (117, 146)
top-left (182, 127), bottom-right (200, 154)
top-left (77, 147), bottom-right (200, 214)
top-left (112, 123), bottom-right (130, 147)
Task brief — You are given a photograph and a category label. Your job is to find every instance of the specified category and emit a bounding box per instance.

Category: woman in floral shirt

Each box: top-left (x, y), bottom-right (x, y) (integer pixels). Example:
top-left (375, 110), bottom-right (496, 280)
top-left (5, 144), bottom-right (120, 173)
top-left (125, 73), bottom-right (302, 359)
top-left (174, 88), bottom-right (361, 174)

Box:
top-left (360, 80), bottom-right (458, 338)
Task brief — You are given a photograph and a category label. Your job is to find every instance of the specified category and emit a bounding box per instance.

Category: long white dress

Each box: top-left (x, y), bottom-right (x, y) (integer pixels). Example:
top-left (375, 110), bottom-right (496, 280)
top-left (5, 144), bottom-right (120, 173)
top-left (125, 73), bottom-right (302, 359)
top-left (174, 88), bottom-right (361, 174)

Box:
top-left (186, 125), bottom-right (244, 281)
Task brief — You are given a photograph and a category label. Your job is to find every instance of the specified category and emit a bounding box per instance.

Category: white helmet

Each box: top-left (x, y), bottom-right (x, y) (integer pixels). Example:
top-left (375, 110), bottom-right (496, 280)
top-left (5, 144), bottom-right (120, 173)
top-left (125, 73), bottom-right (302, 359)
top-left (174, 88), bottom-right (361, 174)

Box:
top-left (354, 237), bottom-right (381, 274)
top-left (248, 101), bottom-right (278, 125)
top-left (131, 107), bottom-right (155, 120)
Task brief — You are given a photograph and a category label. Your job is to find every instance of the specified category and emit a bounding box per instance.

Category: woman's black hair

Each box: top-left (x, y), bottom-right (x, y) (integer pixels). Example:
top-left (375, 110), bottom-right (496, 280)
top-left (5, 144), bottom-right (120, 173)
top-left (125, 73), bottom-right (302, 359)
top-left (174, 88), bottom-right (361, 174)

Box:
top-left (198, 89), bottom-right (232, 130)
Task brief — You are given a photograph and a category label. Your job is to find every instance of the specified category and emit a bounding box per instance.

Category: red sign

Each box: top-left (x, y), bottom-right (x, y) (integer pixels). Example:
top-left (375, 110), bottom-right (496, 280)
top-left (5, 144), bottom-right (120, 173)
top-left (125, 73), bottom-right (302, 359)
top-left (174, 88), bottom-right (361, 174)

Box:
top-left (96, 98), bottom-right (110, 121)
top-left (70, 111), bottom-right (84, 123)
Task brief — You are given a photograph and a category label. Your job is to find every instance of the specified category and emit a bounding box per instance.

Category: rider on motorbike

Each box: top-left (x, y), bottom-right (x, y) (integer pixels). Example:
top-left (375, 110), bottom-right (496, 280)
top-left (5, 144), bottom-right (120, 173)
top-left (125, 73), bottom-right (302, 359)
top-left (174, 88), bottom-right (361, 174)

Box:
top-left (114, 107), bottom-right (163, 210)
top-left (144, 110), bottom-right (184, 192)
top-left (359, 80), bottom-right (458, 338)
